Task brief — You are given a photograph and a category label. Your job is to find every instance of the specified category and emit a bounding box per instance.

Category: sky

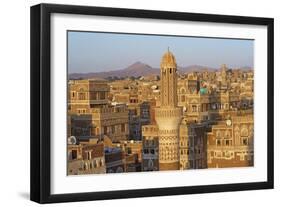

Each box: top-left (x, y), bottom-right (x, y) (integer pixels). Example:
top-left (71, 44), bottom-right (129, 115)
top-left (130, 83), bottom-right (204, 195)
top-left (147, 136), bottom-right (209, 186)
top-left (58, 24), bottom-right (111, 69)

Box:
top-left (68, 31), bottom-right (254, 74)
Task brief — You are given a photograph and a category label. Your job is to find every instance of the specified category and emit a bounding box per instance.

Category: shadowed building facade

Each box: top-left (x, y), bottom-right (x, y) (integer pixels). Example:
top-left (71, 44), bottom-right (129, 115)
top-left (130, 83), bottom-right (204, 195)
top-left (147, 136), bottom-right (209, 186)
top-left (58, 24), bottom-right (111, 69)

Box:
top-left (67, 138), bottom-right (106, 175)
top-left (142, 125), bottom-right (159, 171)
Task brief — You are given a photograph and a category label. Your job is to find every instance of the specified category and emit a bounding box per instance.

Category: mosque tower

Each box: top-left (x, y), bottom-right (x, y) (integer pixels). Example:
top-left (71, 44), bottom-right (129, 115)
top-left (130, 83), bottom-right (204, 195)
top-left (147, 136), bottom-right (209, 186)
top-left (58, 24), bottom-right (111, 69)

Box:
top-left (155, 49), bottom-right (183, 170)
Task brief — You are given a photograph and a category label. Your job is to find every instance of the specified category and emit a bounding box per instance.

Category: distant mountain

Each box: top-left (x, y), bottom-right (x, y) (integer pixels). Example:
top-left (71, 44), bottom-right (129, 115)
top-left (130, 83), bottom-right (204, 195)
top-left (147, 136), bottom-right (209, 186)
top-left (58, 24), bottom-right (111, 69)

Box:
top-left (69, 62), bottom-right (159, 79)
top-left (178, 65), bottom-right (218, 73)
top-left (117, 61), bottom-right (159, 77)
top-left (69, 62), bottom-right (251, 80)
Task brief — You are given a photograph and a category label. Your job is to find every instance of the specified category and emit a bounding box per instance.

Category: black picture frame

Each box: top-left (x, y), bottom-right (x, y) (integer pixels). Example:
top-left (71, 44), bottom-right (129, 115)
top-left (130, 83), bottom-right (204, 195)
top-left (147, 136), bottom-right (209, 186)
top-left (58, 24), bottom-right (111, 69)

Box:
top-left (30, 3), bottom-right (274, 204)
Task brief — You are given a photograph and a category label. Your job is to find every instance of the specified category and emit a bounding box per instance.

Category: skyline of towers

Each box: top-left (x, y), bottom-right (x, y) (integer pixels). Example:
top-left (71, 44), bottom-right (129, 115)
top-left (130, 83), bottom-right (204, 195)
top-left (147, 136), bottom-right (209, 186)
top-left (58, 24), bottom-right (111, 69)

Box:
top-left (67, 49), bottom-right (254, 175)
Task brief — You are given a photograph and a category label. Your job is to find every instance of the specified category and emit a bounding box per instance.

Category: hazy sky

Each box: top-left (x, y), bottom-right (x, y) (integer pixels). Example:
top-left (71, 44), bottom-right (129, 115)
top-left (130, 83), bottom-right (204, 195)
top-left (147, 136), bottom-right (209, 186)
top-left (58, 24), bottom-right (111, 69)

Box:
top-left (68, 31), bottom-right (254, 73)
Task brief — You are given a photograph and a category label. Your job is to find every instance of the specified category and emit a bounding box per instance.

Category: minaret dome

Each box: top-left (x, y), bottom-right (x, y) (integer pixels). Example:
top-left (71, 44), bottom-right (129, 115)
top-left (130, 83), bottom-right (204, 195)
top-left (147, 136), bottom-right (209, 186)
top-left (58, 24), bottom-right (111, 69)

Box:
top-left (161, 48), bottom-right (177, 68)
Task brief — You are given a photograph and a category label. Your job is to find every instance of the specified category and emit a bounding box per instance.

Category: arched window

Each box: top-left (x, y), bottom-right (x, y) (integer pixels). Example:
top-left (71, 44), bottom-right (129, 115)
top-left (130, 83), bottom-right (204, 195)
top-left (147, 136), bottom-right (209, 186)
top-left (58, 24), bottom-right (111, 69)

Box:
top-left (241, 127), bottom-right (249, 137)
top-left (216, 139), bottom-right (221, 146)
top-left (78, 92), bottom-right (86, 100)
top-left (225, 131), bottom-right (230, 139)
top-left (181, 88), bottom-right (186, 94)
top-left (181, 95), bottom-right (185, 102)
top-left (100, 159), bottom-right (103, 166)
top-left (242, 138), bottom-right (248, 145)
top-left (216, 131), bottom-right (222, 139)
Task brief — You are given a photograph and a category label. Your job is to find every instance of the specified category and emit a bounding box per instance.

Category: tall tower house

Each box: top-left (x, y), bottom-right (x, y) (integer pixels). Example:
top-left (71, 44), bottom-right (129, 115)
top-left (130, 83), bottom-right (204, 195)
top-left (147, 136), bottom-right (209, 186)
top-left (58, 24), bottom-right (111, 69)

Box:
top-left (155, 49), bottom-right (182, 170)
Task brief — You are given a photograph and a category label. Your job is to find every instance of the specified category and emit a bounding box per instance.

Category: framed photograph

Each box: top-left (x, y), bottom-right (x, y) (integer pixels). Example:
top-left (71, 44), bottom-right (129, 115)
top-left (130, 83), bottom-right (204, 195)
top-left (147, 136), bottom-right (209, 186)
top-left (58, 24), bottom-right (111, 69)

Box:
top-left (30, 3), bottom-right (274, 203)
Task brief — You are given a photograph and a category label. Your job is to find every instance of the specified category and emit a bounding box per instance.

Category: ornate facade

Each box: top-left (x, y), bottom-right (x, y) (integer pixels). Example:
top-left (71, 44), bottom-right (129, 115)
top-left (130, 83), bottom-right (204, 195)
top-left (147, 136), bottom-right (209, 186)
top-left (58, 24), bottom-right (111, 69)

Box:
top-left (207, 114), bottom-right (254, 168)
top-left (68, 79), bottom-right (129, 142)
top-left (67, 139), bottom-right (106, 175)
top-left (179, 121), bottom-right (208, 170)
top-left (142, 125), bottom-right (159, 171)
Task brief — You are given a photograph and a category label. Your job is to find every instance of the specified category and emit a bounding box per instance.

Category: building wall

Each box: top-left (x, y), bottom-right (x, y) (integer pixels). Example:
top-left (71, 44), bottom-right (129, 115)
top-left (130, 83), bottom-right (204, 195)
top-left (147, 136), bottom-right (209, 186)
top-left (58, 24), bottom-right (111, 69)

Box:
top-left (188, 124), bottom-right (208, 169)
top-left (207, 115), bottom-right (254, 168)
top-left (68, 79), bottom-right (110, 111)
top-left (105, 148), bottom-right (125, 173)
top-left (179, 123), bottom-right (189, 170)
top-left (142, 125), bottom-right (159, 171)
top-left (67, 142), bottom-right (106, 175)
top-left (68, 79), bottom-right (129, 142)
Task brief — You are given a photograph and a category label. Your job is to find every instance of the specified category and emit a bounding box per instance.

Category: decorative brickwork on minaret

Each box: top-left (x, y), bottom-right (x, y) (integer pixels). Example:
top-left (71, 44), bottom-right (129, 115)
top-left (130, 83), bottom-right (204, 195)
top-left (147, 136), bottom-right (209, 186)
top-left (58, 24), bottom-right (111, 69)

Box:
top-left (155, 49), bottom-right (182, 171)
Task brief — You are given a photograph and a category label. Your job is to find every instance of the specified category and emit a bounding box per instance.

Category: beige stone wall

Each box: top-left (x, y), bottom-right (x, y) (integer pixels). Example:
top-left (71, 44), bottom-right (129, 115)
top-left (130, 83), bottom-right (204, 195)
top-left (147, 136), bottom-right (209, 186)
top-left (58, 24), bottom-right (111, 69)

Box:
top-left (207, 115), bottom-right (254, 168)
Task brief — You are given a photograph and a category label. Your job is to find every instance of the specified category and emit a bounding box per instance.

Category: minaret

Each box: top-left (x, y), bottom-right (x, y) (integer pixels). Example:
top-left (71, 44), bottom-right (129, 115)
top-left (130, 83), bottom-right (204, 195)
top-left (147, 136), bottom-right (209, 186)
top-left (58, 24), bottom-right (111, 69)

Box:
top-left (155, 49), bottom-right (182, 171)
top-left (221, 64), bottom-right (227, 82)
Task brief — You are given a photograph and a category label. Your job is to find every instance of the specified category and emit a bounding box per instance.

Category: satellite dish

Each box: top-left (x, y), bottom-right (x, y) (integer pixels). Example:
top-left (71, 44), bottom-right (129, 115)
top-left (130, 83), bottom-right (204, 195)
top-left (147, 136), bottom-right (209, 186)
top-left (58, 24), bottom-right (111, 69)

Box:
top-left (68, 136), bottom-right (77, 145)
